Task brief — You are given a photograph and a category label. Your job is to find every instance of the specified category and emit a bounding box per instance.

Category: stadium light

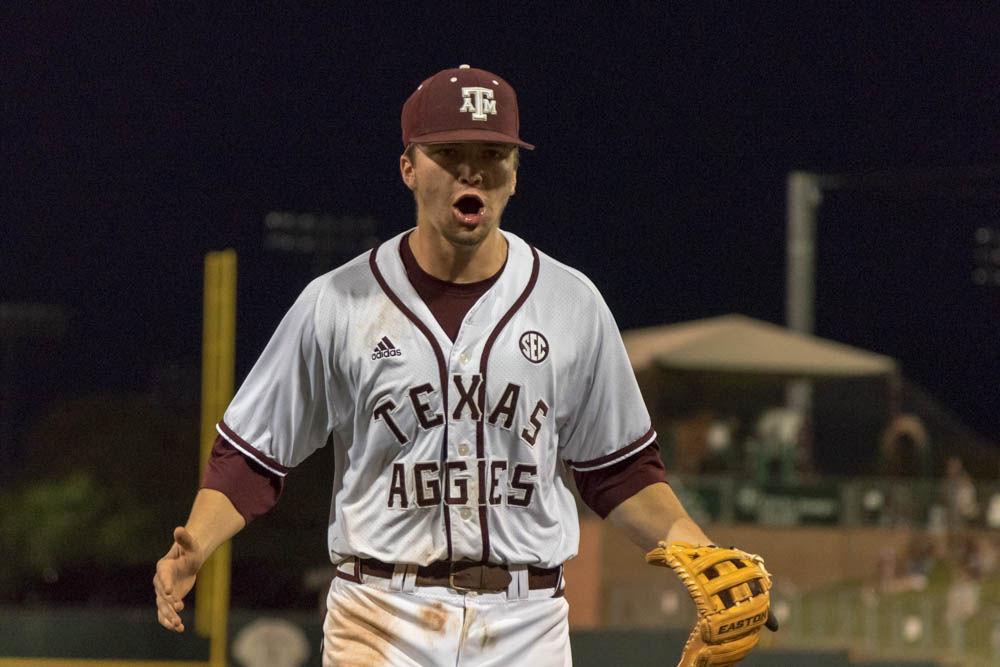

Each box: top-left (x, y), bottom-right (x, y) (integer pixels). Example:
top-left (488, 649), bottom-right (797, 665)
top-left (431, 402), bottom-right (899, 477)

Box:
top-left (263, 211), bottom-right (380, 275)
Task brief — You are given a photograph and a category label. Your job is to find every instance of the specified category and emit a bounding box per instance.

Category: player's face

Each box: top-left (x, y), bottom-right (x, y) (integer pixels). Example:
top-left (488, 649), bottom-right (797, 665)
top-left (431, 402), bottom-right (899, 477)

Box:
top-left (400, 142), bottom-right (518, 248)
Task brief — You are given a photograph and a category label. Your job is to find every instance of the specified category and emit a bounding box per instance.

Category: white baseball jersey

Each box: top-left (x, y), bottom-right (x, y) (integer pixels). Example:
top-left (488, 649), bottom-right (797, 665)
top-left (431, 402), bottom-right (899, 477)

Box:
top-left (218, 228), bottom-right (655, 568)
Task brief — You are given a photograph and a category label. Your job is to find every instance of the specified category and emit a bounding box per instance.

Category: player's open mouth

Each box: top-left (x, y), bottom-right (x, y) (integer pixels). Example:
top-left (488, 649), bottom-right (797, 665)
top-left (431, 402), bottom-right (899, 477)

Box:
top-left (453, 195), bottom-right (486, 226)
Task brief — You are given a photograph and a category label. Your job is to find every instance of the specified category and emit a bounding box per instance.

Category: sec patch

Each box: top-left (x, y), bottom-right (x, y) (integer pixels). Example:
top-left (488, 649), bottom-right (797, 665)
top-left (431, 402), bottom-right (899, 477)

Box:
top-left (519, 331), bottom-right (549, 363)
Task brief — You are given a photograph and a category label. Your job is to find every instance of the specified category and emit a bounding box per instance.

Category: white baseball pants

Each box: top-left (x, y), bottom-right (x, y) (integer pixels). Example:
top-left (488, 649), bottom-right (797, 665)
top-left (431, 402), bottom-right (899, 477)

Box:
top-left (322, 567), bottom-right (571, 666)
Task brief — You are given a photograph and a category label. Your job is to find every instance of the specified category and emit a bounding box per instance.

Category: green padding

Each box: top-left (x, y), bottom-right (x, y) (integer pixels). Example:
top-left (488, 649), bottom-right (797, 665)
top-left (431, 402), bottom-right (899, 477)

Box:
top-left (569, 629), bottom-right (852, 667)
top-left (0, 607), bottom-right (210, 659)
top-left (741, 649), bottom-right (851, 667)
top-left (0, 608), bottom-right (941, 666)
top-left (570, 629), bottom-right (689, 666)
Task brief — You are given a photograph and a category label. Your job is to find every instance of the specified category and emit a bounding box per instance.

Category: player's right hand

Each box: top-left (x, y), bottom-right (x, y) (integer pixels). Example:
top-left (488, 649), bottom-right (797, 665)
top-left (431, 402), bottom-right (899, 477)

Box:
top-left (153, 526), bottom-right (205, 632)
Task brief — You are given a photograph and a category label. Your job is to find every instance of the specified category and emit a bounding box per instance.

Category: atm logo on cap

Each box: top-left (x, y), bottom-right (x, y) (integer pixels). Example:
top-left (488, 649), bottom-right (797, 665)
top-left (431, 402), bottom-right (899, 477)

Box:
top-left (459, 87), bottom-right (496, 121)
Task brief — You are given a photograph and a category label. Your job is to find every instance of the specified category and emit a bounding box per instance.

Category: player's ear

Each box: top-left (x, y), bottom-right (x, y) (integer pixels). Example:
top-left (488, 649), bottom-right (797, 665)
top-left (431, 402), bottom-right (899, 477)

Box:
top-left (400, 151), bottom-right (416, 191)
top-left (510, 167), bottom-right (517, 196)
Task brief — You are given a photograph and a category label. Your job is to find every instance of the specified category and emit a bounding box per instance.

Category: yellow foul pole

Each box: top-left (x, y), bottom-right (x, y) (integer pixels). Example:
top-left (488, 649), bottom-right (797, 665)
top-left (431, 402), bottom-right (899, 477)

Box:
top-left (196, 250), bottom-right (237, 667)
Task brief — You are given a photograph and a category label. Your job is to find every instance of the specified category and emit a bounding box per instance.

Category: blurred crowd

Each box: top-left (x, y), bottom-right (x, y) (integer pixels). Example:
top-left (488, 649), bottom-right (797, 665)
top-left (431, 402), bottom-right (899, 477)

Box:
top-left (870, 453), bottom-right (999, 658)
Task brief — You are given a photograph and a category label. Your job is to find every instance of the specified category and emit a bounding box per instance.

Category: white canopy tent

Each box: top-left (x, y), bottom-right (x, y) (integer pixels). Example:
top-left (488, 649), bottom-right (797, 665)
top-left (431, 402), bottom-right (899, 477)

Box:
top-left (621, 314), bottom-right (902, 477)
top-left (622, 314), bottom-right (897, 378)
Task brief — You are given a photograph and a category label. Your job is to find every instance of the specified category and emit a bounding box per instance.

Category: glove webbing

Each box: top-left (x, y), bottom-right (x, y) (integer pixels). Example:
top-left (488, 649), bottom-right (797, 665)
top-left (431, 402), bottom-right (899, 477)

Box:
top-left (647, 544), bottom-right (768, 614)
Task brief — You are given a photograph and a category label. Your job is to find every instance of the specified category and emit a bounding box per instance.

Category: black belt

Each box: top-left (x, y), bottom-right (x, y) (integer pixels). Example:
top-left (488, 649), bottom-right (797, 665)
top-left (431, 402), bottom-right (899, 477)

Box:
top-left (339, 557), bottom-right (563, 595)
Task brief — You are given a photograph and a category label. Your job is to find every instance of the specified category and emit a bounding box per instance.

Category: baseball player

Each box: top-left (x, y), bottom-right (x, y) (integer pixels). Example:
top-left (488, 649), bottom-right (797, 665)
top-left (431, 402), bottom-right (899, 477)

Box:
top-left (154, 65), bottom-right (774, 666)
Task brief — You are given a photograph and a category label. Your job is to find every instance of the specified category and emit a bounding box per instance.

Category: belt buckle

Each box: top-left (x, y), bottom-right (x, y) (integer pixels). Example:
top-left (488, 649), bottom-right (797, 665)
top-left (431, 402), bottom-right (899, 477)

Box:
top-left (448, 561), bottom-right (478, 593)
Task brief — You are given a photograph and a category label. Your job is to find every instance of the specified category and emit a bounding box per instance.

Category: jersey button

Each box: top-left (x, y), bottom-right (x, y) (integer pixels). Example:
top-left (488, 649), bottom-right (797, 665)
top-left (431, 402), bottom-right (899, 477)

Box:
top-left (459, 353), bottom-right (471, 365)
top-left (459, 508), bottom-right (472, 520)
top-left (458, 443), bottom-right (470, 456)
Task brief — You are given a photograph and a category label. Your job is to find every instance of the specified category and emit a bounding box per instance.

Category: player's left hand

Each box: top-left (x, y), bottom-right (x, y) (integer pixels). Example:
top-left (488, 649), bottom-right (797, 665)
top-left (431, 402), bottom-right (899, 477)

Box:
top-left (647, 542), bottom-right (776, 666)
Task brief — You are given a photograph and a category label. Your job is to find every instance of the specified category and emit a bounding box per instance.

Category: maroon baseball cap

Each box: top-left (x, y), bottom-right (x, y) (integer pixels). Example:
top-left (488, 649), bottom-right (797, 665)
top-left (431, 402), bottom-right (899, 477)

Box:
top-left (402, 64), bottom-right (534, 150)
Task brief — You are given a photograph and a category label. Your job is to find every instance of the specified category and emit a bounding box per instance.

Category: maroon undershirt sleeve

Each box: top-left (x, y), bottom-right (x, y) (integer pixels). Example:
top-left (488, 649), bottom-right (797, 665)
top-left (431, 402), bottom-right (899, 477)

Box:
top-left (201, 435), bottom-right (284, 524)
top-left (573, 442), bottom-right (667, 519)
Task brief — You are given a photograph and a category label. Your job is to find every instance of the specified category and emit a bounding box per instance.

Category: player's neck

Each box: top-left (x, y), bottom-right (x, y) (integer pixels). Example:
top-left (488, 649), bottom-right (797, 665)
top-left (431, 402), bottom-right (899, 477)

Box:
top-left (408, 227), bottom-right (507, 284)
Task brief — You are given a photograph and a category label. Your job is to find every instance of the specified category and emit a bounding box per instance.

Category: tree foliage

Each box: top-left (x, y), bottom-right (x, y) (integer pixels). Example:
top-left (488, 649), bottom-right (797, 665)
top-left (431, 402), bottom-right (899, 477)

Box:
top-left (1, 393), bottom-right (198, 600)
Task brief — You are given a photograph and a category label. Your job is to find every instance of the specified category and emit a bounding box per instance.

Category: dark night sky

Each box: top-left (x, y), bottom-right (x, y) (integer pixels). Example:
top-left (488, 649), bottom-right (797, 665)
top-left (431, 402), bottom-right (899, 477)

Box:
top-left (4, 4), bottom-right (999, 442)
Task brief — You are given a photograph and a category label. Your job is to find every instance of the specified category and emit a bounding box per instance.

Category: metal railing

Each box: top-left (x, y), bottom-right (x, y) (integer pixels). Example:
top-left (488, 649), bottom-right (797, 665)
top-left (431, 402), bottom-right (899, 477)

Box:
top-left (604, 579), bottom-right (1000, 666)
top-left (668, 474), bottom-right (1000, 530)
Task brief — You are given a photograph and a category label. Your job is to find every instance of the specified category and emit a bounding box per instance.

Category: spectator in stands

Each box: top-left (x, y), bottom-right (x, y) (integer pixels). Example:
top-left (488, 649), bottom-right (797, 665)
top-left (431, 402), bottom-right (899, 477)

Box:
top-left (749, 406), bottom-right (804, 485)
top-left (944, 565), bottom-right (980, 628)
top-left (880, 413), bottom-right (929, 477)
top-left (671, 409), bottom-right (713, 474)
top-left (876, 535), bottom-right (934, 594)
top-left (975, 535), bottom-right (998, 577)
top-left (699, 415), bottom-right (739, 474)
top-left (905, 534), bottom-right (935, 581)
top-left (943, 456), bottom-right (978, 533)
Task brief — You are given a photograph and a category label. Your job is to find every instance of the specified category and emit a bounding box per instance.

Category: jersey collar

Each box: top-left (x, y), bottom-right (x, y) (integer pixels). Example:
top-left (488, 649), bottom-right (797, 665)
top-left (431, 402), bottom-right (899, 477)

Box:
top-left (371, 228), bottom-right (537, 348)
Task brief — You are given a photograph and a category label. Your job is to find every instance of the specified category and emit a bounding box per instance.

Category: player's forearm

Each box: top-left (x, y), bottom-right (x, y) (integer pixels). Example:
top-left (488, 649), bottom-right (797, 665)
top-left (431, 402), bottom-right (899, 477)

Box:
top-left (606, 482), bottom-right (711, 551)
top-left (184, 488), bottom-right (246, 560)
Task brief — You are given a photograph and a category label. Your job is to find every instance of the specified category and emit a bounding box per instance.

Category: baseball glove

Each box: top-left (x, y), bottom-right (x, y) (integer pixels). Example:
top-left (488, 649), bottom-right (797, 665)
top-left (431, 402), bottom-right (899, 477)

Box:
top-left (646, 542), bottom-right (777, 666)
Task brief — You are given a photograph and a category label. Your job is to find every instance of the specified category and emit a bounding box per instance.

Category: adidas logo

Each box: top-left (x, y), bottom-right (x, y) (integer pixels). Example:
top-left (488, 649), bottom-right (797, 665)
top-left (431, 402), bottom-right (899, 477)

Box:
top-left (371, 336), bottom-right (403, 360)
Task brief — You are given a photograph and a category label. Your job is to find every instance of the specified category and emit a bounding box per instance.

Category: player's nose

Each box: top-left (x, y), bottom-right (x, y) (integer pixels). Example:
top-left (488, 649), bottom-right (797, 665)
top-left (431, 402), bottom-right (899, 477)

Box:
top-left (458, 164), bottom-right (483, 186)
top-left (457, 165), bottom-right (484, 186)
top-left (463, 174), bottom-right (484, 186)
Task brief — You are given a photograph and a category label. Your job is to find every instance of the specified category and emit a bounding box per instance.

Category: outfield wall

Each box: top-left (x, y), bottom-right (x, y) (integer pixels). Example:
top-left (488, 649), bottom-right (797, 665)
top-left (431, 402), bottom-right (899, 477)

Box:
top-left (0, 607), bottom-right (927, 667)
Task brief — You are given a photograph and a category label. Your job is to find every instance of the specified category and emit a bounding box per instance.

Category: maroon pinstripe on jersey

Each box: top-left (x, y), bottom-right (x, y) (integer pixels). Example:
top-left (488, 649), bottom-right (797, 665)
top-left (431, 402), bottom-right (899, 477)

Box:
top-left (369, 247), bottom-right (455, 560)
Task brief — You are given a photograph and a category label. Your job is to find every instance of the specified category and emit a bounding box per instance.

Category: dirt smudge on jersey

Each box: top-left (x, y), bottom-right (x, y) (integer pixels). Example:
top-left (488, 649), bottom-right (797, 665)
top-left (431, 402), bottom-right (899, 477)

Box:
top-left (366, 301), bottom-right (403, 351)
top-left (420, 600), bottom-right (448, 633)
